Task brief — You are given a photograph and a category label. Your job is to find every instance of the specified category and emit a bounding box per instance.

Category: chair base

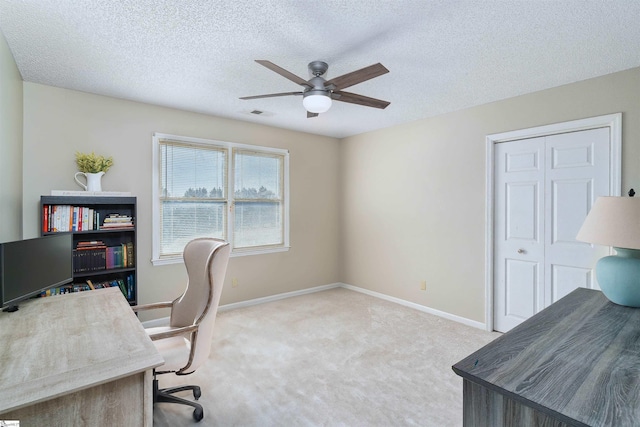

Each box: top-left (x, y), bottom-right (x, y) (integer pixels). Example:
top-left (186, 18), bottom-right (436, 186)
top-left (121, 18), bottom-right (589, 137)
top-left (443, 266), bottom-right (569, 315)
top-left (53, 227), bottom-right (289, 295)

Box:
top-left (154, 378), bottom-right (204, 422)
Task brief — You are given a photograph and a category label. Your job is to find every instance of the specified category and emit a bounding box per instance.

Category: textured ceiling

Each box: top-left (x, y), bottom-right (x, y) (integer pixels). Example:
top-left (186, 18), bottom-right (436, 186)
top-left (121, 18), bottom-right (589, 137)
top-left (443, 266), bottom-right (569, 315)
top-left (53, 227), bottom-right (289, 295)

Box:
top-left (1, 0), bottom-right (640, 138)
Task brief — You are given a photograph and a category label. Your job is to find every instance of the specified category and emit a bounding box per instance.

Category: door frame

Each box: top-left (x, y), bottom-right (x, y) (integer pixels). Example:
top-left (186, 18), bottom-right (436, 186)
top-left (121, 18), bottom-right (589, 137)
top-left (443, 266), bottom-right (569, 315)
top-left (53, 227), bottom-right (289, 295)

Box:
top-left (484, 113), bottom-right (622, 331)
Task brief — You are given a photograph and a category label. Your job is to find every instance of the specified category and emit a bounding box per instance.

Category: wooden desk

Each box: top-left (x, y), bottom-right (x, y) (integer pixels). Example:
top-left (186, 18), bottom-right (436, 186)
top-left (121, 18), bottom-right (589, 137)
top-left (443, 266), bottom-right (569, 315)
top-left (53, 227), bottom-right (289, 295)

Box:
top-left (0, 288), bottom-right (163, 426)
top-left (453, 288), bottom-right (640, 426)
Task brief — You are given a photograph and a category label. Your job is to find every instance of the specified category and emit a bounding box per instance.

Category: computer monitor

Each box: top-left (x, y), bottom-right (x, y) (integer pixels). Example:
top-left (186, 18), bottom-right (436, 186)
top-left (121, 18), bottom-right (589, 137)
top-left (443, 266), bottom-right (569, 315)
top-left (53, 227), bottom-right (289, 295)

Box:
top-left (0, 233), bottom-right (73, 311)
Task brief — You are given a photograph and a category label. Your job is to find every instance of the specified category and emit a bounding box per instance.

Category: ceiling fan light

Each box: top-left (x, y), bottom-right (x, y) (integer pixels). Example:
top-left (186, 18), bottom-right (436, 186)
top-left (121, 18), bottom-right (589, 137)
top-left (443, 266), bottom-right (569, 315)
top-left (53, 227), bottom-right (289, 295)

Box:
top-left (303, 93), bottom-right (332, 114)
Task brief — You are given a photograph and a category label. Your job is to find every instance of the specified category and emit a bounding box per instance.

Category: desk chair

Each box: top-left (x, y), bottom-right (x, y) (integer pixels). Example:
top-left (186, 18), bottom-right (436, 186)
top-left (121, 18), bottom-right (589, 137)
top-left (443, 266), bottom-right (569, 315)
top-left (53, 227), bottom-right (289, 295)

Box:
top-left (133, 238), bottom-right (230, 422)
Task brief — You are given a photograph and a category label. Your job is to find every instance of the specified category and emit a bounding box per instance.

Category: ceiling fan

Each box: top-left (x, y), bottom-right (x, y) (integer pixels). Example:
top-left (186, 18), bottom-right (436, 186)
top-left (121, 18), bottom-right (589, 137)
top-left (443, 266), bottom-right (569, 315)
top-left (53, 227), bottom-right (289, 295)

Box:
top-left (240, 60), bottom-right (390, 118)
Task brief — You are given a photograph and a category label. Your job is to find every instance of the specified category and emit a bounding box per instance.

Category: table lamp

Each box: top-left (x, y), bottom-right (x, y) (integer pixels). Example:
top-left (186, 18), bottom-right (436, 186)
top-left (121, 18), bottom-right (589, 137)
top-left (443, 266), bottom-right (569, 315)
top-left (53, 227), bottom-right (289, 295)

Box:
top-left (576, 195), bottom-right (640, 307)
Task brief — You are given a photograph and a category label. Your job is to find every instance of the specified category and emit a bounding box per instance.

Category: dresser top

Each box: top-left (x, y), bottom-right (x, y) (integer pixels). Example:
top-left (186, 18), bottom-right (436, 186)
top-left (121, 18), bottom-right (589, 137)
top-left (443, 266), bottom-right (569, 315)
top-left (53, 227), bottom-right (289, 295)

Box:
top-left (0, 287), bottom-right (163, 413)
top-left (453, 288), bottom-right (640, 426)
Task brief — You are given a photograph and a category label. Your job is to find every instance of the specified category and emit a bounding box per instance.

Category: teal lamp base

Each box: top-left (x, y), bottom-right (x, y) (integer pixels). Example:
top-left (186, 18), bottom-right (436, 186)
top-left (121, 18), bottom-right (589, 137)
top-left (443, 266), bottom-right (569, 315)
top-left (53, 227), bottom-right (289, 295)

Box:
top-left (596, 248), bottom-right (640, 307)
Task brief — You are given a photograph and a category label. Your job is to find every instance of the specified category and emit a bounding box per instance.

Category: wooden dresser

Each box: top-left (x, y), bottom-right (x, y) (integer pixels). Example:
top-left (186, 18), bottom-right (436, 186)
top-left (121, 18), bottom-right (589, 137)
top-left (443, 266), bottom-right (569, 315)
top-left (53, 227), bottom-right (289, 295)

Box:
top-left (453, 288), bottom-right (640, 426)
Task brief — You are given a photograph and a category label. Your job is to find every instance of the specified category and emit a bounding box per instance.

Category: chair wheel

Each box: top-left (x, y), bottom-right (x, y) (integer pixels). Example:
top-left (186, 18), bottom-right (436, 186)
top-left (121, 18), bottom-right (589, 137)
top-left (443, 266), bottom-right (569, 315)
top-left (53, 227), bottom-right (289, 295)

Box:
top-left (193, 407), bottom-right (204, 422)
top-left (193, 387), bottom-right (202, 400)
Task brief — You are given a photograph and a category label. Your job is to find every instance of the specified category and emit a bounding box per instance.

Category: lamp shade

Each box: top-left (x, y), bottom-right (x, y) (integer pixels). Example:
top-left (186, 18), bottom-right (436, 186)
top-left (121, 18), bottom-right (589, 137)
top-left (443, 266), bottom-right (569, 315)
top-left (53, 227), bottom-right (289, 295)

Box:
top-left (302, 92), bottom-right (332, 114)
top-left (576, 196), bottom-right (640, 250)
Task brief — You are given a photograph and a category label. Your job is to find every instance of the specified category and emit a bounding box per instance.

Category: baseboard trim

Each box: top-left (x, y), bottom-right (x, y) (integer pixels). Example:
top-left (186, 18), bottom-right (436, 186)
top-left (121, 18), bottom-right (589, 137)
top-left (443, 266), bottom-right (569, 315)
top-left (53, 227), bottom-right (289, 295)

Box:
top-left (141, 282), bottom-right (486, 330)
top-left (340, 283), bottom-right (486, 330)
top-left (141, 283), bottom-right (342, 328)
top-left (217, 283), bottom-right (342, 312)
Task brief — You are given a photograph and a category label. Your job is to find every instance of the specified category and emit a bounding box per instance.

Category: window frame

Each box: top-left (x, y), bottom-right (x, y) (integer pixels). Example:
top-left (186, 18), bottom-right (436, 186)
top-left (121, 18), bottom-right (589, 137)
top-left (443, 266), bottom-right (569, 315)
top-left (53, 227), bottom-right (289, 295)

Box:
top-left (152, 133), bottom-right (290, 265)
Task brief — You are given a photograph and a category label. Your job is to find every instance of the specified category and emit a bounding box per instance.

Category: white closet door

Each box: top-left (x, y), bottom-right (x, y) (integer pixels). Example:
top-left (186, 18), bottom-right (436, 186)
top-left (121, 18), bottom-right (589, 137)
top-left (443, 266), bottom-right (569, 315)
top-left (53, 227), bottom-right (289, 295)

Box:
top-left (494, 137), bottom-right (545, 332)
top-left (544, 129), bottom-right (610, 307)
top-left (494, 128), bottom-right (610, 332)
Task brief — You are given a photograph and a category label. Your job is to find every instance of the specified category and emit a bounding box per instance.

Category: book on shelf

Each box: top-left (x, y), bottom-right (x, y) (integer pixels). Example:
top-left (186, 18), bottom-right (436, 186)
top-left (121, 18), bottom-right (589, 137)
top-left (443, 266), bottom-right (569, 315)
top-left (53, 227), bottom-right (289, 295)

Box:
top-left (76, 240), bottom-right (106, 248)
top-left (106, 246), bottom-right (122, 269)
top-left (125, 241), bottom-right (134, 267)
top-left (42, 205), bottom-right (134, 232)
top-left (100, 223), bottom-right (134, 229)
top-left (43, 204), bottom-right (49, 233)
top-left (43, 204), bottom-right (101, 232)
top-left (104, 213), bottom-right (133, 222)
top-left (89, 276), bottom-right (134, 301)
top-left (40, 273), bottom-right (135, 302)
top-left (73, 247), bottom-right (107, 272)
top-left (41, 283), bottom-right (92, 296)
top-left (73, 241), bottom-right (134, 272)
top-left (101, 213), bottom-right (134, 229)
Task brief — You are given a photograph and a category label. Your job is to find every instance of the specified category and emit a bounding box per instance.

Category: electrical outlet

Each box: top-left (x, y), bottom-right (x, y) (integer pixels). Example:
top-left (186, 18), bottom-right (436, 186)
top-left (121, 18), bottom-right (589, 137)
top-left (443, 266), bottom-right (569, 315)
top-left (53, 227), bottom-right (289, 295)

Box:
top-left (232, 278), bottom-right (238, 288)
top-left (420, 280), bottom-right (427, 291)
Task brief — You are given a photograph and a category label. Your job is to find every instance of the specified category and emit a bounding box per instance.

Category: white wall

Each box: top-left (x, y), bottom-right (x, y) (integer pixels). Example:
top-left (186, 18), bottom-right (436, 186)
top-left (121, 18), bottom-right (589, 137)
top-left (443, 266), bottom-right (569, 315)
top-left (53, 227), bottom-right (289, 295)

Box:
top-left (0, 29), bottom-right (23, 242)
top-left (22, 83), bottom-right (341, 318)
top-left (340, 67), bottom-right (640, 324)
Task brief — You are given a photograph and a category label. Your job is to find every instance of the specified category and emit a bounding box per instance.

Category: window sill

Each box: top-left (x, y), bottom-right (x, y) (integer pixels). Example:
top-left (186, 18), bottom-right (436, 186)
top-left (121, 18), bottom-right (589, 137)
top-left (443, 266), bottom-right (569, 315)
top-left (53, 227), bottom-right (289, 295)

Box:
top-left (151, 245), bottom-right (290, 266)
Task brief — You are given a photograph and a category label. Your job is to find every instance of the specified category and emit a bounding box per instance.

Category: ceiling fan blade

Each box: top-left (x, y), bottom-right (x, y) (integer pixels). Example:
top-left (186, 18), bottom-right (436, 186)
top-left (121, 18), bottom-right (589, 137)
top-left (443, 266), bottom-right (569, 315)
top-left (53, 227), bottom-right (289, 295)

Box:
top-left (255, 60), bottom-right (311, 87)
top-left (325, 63), bottom-right (389, 90)
top-left (307, 111), bottom-right (319, 118)
top-left (332, 91), bottom-right (390, 109)
top-left (240, 91), bottom-right (303, 100)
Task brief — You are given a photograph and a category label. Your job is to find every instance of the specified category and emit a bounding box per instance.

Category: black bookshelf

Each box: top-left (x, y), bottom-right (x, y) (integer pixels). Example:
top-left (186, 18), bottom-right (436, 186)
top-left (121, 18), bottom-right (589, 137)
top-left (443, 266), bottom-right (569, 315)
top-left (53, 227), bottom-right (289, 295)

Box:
top-left (40, 195), bottom-right (137, 305)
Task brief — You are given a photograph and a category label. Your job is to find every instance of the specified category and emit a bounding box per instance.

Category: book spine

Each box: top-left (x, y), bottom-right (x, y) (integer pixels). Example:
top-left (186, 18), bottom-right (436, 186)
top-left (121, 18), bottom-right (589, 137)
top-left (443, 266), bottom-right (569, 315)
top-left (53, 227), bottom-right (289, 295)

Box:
top-left (106, 247), bottom-right (113, 269)
top-left (118, 247), bottom-right (122, 268)
top-left (83, 208), bottom-right (89, 231)
top-left (117, 279), bottom-right (126, 298)
top-left (127, 275), bottom-right (133, 300)
top-left (71, 206), bottom-right (76, 232)
top-left (58, 205), bottom-right (67, 231)
top-left (98, 249), bottom-right (106, 271)
top-left (52, 205), bottom-right (58, 232)
top-left (43, 205), bottom-right (49, 233)
top-left (72, 250), bottom-right (79, 273)
top-left (59, 206), bottom-right (64, 232)
top-left (127, 242), bottom-right (134, 267)
top-left (121, 243), bottom-right (127, 267)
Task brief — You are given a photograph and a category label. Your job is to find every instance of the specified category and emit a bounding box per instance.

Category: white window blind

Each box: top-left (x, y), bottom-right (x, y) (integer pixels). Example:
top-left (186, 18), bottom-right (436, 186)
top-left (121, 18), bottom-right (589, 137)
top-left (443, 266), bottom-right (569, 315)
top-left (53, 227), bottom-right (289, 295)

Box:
top-left (159, 141), bottom-right (227, 258)
top-left (153, 134), bottom-right (289, 263)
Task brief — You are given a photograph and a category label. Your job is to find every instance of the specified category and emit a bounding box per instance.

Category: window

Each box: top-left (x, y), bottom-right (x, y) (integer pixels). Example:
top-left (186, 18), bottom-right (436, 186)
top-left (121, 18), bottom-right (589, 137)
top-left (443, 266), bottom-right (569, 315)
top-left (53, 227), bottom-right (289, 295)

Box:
top-left (233, 149), bottom-right (285, 248)
top-left (152, 133), bottom-right (289, 264)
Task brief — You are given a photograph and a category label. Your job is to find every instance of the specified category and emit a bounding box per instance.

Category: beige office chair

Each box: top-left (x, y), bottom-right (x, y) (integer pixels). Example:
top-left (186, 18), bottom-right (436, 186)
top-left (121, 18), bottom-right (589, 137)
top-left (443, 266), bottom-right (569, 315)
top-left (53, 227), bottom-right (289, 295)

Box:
top-left (132, 238), bottom-right (230, 422)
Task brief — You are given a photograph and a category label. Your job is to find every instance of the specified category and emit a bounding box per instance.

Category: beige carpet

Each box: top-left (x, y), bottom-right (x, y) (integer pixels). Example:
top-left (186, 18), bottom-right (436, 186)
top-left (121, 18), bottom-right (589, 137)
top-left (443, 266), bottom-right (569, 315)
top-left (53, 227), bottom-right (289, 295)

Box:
top-left (153, 288), bottom-right (499, 426)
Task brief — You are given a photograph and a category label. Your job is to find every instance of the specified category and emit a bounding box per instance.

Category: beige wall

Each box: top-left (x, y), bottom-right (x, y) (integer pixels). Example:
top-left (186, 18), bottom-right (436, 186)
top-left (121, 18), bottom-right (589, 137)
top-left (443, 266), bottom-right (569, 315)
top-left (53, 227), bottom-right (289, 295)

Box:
top-left (18, 64), bottom-right (640, 325)
top-left (0, 29), bottom-right (23, 242)
top-left (340, 67), bottom-right (640, 323)
top-left (22, 83), bottom-right (341, 318)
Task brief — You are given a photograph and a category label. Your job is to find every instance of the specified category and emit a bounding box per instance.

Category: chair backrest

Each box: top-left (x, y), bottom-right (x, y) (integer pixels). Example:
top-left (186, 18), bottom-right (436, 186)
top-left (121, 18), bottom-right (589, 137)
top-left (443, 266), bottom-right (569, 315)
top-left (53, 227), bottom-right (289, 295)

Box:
top-left (169, 237), bottom-right (230, 373)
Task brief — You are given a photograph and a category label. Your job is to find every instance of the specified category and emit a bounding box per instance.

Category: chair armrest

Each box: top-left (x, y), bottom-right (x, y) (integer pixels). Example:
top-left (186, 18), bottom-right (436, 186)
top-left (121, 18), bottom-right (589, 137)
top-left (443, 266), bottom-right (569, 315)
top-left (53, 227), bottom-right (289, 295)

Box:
top-left (148, 324), bottom-right (198, 341)
top-left (131, 301), bottom-right (173, 312)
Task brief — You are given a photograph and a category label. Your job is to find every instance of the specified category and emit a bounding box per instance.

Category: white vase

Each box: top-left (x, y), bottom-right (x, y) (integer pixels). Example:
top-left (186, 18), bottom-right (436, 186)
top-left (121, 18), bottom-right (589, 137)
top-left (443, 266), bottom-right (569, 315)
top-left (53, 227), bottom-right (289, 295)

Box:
top-left (75, 171), bottom-right (105, 192)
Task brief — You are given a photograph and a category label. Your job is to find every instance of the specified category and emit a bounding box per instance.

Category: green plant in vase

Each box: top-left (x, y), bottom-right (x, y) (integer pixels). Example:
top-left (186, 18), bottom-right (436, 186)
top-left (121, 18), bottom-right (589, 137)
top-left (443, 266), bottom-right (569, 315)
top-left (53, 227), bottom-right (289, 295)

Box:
top-left (75, 151), bottom-right (114, 173)
top-left (74, 152), bottom-right (114, 192)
